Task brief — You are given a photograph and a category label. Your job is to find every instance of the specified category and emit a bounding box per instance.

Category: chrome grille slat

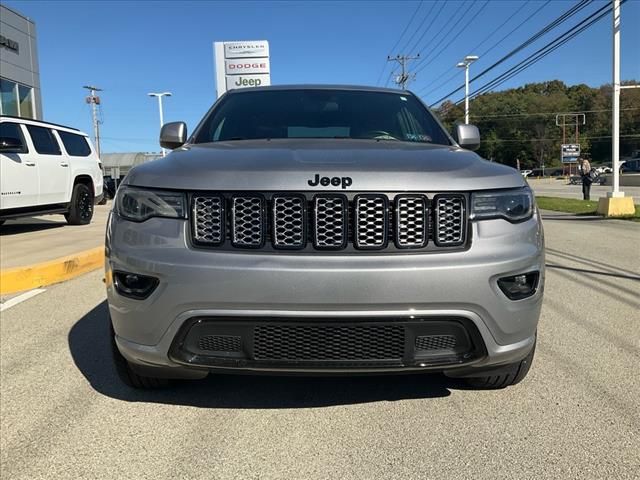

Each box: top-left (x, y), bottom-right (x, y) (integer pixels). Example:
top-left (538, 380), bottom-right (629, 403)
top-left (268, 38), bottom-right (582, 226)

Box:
top-left (434, 195), bottom-right (465, 246)
top-left (272, 195), bottom-right (306, 249)
top-left (192, 195), bottom-right (224, 245)
top-left (231, 195), bottom-right (265, 247)
top-left (354, 195), bottom-right (388, 249)
top-left (190, 193), bottom-right (467, 251)
top-left (314, 195), bottom-right (347, 249)
top-left (395, 195), bottom-right (428, 248)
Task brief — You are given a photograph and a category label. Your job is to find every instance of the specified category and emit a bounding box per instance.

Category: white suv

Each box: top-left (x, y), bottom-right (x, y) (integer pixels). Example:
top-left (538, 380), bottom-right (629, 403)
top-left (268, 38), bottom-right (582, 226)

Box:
top-left (0, 116), bottom-right (104, 225)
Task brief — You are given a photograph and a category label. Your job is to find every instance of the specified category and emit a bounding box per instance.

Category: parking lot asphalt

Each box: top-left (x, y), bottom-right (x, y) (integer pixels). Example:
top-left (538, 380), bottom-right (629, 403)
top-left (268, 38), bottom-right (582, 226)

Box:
top-left (0, 204), bottom-right (110, 270)
top-left (528, 178), bottom-right (640, 201)
top-left (1, 213), bottom-right (639, 479)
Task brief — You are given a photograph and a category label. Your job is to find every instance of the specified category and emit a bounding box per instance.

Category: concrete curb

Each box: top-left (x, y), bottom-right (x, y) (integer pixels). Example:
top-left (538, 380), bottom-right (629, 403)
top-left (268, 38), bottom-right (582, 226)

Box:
top-left (0, 247), bottom-right (104, 295)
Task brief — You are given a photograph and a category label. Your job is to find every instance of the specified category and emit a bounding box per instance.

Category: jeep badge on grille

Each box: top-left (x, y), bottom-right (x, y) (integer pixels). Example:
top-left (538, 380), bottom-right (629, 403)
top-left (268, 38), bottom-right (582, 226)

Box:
top-left (307, 174), bottom-right (353, 189)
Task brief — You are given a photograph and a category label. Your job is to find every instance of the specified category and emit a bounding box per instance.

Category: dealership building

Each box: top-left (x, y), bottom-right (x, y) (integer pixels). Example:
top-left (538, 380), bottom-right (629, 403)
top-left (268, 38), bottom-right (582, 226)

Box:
top-left (0, 4), bottom-right (41, 119)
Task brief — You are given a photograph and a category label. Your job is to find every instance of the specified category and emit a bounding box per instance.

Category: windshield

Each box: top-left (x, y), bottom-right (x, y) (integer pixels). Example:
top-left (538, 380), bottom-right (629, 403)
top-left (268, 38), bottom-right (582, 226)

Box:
top-left (193, 89), bottom-right (451, 146)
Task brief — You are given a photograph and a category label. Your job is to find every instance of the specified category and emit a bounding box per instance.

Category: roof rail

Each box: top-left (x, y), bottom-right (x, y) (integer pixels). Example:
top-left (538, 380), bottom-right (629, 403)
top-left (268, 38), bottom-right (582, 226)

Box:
top-left (0, 115), bottom-right (81, 132)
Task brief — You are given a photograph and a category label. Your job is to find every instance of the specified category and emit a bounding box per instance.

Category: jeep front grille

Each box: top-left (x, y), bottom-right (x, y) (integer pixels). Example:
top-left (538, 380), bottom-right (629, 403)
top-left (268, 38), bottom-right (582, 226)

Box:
top-left (434, 195), bottom-right (466, 246)
top-left (231, 195), bottom-right (265, 248)
top-left (191, 192), bottom-right (468, 252)
top-left (354, 195), bottom-right (388, 249)
top-left (314, 195), bottom-right (347, 249)
top-left (395, 195), bottom-right (428, 248)
top-left (273, 195), bottom-right (306, 249)
top-left (192, 195), bottom-right (224, 245)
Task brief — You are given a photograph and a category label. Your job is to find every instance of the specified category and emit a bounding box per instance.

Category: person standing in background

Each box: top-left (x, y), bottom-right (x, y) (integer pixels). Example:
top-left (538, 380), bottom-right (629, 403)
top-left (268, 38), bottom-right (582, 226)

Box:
top-left (579, 157), bottom-right (592, 200)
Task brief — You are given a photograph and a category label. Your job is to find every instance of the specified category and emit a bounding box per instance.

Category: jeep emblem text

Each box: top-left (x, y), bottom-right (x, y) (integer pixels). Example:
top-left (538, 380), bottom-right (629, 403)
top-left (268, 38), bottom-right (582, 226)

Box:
top-left (307, 174), bottom-right (353, 189)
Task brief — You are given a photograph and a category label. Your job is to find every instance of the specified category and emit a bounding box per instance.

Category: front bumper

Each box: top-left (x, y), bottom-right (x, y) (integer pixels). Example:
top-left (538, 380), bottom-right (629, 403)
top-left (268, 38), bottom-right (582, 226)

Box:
top-left (106, 211), bottom-right (544, 375)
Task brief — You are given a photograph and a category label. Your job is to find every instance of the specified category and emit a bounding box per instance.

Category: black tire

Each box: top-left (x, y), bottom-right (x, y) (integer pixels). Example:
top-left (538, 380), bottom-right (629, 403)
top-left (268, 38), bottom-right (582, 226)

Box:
top-left (0, 220), bottom-right (5, 227)
top-left (65, 183), bottom-right (94, 225)
top-left (111, 324), bottom-right (170, 389)
top-left (465, 338), bottom-right (536, 389)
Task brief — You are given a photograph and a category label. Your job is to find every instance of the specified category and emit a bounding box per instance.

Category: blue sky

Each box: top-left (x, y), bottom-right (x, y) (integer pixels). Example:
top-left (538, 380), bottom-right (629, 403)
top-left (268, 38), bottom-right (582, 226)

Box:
top-left (5, 0), bottom-right (640, 153)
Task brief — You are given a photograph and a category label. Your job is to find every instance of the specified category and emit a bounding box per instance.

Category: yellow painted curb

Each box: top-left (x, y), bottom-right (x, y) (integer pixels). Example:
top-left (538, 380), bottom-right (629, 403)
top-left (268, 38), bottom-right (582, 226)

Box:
top-left (0, 247), bottom-right (104, 295)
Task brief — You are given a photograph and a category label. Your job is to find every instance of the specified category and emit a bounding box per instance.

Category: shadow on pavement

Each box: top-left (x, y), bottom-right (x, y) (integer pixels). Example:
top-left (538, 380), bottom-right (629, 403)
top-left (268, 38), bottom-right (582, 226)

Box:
top-left (540, 213), bottom-right (605, 222)
top-left (69, 301), bottom-right (455, 408)
top-left (546, 264), bottom-right (640, 281)
top-left (0, 218), bottom-right (65, 235)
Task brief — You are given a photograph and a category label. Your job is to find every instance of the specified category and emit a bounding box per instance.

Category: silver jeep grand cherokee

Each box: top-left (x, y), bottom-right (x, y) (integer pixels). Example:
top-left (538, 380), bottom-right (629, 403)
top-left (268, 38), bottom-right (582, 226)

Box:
top-left (106, 86), bottom-right (544, 389)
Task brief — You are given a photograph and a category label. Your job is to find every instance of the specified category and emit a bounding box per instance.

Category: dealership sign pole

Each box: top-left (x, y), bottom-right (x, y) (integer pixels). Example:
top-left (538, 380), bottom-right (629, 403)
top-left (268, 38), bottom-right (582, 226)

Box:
top-left (214, 40), bottom-right (271, 99)
top-left (596, 0), bottom-right (635, 216)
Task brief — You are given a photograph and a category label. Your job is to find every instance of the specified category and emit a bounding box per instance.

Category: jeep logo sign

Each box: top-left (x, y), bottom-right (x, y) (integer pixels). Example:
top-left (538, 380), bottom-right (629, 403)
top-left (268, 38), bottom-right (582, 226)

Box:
top-left (225, 74), bottom-right (271, 90)
top-left (307, 174), bottom-right (353, 189)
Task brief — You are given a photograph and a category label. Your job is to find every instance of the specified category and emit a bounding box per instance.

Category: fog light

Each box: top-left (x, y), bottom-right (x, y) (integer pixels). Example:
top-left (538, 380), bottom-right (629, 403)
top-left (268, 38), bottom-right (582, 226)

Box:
top-left (497, 272), bottom-right (539, 300)
top-left (113, 271), bottom-right (159, 299)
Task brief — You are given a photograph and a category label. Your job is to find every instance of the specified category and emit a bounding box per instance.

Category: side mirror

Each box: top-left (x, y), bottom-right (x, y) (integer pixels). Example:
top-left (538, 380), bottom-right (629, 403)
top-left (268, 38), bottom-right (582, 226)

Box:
top-left (0, 136), bottom-right (25, 153)
top-left (159, 122), bottom-right (187, 150)
top-left (454, 124), bottom-right (481, 151)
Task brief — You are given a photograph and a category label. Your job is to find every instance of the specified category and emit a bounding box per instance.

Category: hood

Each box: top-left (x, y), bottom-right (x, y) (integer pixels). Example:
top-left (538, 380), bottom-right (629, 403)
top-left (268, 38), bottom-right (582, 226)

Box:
top-left (125, 139), bottom-right (525, 192)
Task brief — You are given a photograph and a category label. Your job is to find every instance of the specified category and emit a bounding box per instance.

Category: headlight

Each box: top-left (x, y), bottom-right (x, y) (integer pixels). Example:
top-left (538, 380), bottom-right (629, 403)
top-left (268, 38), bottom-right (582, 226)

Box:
top-left (115, 186), bottom-right (186, 222)
top-left (470, 187), bottom-right (534, 223)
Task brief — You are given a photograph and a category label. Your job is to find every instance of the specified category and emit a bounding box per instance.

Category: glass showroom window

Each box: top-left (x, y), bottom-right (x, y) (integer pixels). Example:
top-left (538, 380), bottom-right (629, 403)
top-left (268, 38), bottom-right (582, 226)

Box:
top-left (18, 85), bottom-right (34, 118)
top-left (0, 78), bottom-right (35, 118)
top-left (0, 78), bottom-right (18, 116)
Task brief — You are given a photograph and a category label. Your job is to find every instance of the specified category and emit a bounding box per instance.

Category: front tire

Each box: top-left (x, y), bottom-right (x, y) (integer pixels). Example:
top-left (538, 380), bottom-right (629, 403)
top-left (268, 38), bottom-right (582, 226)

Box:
top-left (465, 338), bottom-right (536, 389)
top-left (65, 183), bottom-right (94, 225)
top-left (111, 324), bottom-right (170, 389)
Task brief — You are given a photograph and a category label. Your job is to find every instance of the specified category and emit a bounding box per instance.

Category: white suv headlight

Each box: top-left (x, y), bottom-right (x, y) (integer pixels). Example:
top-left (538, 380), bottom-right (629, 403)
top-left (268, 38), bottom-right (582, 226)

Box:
top-left (115, 186), bottom-right (186, 222)
top-left (470, 187), bottom-right (534, 223)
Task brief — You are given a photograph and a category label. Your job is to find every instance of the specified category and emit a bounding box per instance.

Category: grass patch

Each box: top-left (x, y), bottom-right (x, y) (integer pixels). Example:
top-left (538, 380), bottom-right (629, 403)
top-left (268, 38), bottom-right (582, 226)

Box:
top-left (536, 196), bottom-right (640, 221)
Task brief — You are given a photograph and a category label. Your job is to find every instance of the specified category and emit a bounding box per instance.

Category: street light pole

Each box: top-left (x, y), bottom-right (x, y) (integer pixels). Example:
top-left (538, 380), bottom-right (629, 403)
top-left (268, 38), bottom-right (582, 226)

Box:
top-left (148, 92), bottom-right (172, 157)
top-left (456, 55), bottom-right (478, 124)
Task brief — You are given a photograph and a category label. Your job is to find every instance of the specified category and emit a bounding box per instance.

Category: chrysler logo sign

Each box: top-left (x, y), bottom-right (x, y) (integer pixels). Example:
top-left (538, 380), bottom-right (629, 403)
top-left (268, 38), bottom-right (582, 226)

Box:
top-left (224, 41), bottom-right (269, 59)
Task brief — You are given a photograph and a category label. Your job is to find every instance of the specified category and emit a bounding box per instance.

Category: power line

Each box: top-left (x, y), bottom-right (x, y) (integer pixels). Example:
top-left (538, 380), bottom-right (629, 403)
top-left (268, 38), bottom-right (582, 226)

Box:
top-left (410, 0), bottom-right (472, 63)
top-left (397, 0), bottom-right (438, 56)
top-left (415, 1), bottom-right (533, 95)
top-left (454, 1), bottom-right (619, 105)
top-left (375, 1), bottom-right (424, 86)
top-left (470, 107), bottom-right (639, 120)
top-left (413, 0), bottom-right (489, 75)
top-left (429, 0), bottom-right (592, 105)
top-left (482, 134), bottom-right (640, 143)
top-left (405, 0), bottom-right (448, 56)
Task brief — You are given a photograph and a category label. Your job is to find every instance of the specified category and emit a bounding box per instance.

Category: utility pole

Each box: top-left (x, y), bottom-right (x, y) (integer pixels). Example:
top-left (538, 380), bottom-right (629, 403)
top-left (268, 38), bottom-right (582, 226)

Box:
top-left (83, 85), bottom-right (102, 158)
top-left (387, 54), bottom-right (420, 89)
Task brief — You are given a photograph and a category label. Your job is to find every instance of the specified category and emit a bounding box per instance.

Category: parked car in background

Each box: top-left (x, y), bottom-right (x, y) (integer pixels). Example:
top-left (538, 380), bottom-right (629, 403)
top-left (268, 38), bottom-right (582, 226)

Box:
top-left (595, 164), bottom-right (613, 174)
top-left (621, 159), bottom-right (640, 173)
top-left (0, 116), bottom-right (103, 226)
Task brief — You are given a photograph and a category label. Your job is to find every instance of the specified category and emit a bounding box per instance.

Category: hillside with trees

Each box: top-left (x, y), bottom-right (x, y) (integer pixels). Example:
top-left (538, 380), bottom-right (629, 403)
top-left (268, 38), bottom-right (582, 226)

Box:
top-left (434, 80), bottom-right (640, 170)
